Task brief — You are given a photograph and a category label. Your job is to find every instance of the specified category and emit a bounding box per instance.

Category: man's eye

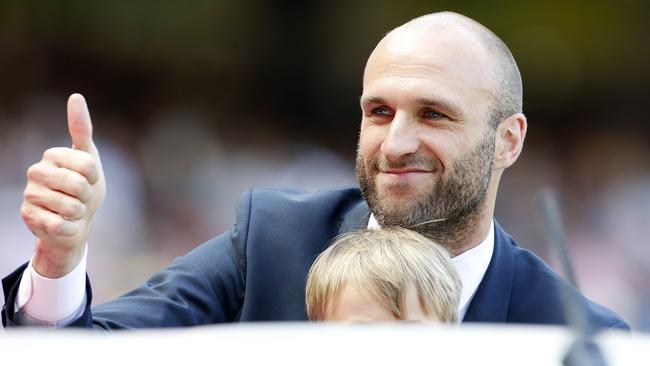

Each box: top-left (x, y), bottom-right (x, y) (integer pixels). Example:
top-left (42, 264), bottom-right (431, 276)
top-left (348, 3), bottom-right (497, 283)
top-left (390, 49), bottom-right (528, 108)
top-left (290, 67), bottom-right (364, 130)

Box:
top-left (423, 110), bottom-right (445, 119)
top-left (371, 107), bottom-right (392, 117)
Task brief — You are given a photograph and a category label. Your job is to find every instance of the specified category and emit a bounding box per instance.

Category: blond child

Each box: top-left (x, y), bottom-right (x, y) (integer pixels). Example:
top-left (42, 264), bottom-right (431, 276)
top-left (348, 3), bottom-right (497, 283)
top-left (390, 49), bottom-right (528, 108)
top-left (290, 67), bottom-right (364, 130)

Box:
top-left (306, 227), bottom-right (461, 323)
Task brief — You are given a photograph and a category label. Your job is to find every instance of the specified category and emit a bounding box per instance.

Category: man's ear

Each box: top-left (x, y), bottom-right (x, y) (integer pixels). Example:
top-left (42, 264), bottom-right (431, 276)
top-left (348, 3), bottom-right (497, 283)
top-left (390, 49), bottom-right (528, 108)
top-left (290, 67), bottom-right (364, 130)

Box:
top-left (493, 113), bottom-right (527, 170)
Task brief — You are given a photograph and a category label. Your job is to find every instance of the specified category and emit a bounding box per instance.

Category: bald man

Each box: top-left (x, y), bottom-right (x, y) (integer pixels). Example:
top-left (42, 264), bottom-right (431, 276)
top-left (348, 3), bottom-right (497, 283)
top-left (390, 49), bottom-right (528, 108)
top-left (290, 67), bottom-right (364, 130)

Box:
top-left (2, 12), bottom-right (627, 331)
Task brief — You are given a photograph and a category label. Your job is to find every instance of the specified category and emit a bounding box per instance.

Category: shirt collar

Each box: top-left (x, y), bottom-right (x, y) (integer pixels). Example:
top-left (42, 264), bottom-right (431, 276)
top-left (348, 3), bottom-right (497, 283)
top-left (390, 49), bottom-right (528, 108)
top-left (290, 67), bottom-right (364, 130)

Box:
top-left (367, 214), bottom-right (494, 321)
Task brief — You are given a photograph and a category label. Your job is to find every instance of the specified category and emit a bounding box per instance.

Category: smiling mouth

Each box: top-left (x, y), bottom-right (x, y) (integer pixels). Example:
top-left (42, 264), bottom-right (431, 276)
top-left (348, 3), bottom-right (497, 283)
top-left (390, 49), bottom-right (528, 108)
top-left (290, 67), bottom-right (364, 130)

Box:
top-left (381, 168), bottom-right (432, 175)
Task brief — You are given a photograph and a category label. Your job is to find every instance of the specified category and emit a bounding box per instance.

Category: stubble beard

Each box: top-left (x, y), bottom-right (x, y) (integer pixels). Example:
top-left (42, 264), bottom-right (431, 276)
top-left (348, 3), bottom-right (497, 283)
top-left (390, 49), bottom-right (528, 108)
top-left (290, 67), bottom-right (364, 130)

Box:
top-left (356, 133), bottom-right (495, 250)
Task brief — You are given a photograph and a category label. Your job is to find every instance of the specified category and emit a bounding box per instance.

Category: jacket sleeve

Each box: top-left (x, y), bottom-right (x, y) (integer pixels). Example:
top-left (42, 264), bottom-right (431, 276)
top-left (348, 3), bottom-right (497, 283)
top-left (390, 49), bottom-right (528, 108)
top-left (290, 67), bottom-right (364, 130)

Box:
top-left (2, 191), bottom-right (251, 330)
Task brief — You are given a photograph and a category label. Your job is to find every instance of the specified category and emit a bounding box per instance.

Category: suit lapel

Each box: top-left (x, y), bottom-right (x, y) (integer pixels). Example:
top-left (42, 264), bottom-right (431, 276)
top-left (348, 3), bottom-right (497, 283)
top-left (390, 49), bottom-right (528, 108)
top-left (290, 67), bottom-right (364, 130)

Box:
top-left (463, 222), bottom-right (515, 323)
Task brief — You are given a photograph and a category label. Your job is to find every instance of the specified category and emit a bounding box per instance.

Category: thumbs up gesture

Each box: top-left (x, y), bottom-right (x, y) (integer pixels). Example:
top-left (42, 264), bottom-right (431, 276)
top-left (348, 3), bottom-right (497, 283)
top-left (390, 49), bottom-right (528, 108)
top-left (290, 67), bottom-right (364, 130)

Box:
top-left (21, 94), bottom-right (106, 278)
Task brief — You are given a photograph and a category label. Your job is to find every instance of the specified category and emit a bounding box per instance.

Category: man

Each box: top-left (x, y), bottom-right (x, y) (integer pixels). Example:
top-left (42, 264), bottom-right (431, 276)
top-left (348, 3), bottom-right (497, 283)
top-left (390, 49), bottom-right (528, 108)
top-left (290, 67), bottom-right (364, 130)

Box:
top-left (2, 12), bottom-right (628, 330)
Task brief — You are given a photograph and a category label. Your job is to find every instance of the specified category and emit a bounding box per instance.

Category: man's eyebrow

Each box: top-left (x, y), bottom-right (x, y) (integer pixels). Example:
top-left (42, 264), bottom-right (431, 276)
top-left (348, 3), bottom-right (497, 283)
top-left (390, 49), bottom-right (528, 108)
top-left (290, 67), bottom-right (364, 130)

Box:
top-left (414, 97), bottom-right (462, 114)
top-left (360, 95), bottom-right (463, 115)
top-left (359, 95), bottom-right (385, 105)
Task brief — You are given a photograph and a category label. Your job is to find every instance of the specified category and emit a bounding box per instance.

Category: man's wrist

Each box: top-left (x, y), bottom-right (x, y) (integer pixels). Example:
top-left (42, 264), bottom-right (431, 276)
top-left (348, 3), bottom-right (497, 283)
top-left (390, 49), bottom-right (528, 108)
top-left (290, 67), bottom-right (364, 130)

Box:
top-left (16, 244), bottom-right (88, 324)
top-left (32, 239), bottom-right (87, 279)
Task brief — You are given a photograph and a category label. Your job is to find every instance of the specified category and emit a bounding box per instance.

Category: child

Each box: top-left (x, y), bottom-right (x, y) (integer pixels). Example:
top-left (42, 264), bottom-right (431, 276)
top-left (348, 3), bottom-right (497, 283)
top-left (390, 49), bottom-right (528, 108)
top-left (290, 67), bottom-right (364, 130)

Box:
top-left (306, 227), bottom-right (461, 323)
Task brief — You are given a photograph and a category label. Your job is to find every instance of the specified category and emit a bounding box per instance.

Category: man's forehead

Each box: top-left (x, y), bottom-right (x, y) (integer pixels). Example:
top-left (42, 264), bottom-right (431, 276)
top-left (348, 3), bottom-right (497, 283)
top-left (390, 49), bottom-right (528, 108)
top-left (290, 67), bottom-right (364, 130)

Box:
top-left (372, 24), bottom-right (490, 73)
top-left (363, 27), bottom-right (494, 97)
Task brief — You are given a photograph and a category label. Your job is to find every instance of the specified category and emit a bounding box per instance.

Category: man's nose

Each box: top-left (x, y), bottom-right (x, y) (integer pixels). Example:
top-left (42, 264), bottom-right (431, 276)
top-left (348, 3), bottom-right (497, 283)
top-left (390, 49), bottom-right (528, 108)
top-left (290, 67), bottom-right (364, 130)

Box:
top-left (380, 113), bottom-right (420, 161)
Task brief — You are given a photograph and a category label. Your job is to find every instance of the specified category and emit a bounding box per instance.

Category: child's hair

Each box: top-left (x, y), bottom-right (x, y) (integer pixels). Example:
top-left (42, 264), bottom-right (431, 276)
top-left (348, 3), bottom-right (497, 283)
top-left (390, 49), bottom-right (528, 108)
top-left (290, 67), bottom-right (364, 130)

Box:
top-left (305, 227), bottom-right (461, 322)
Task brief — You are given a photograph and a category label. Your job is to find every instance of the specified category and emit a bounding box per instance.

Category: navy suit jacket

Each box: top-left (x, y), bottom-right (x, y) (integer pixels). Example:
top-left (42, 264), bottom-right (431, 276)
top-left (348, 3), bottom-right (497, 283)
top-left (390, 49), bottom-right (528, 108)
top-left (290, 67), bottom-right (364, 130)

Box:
top-left (2, 187), bottom-right (628, 331)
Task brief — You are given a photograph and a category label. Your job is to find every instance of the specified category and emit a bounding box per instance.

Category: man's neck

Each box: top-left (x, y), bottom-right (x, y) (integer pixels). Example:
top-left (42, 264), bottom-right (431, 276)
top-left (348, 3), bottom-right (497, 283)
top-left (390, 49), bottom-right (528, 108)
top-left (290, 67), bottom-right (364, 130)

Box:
top-left (443, 190), bottom-right (498, 256)
top-left (447, 211), bottom-right (493, 257)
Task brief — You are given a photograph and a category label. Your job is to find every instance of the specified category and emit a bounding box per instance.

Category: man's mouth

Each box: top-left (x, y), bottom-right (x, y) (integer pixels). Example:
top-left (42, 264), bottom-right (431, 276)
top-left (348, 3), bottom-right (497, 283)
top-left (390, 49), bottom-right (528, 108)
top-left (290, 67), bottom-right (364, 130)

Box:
top-left (377, 168), bottom-right (434, 188)
top-left (381, 167), bottom-right (431, 174)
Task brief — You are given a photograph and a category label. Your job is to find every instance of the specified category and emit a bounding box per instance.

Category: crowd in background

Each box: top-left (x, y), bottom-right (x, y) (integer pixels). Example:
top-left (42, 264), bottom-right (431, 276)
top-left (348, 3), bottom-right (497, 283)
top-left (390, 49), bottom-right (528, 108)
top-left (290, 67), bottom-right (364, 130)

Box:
top-left (1, 1), bottom-right (648, 330)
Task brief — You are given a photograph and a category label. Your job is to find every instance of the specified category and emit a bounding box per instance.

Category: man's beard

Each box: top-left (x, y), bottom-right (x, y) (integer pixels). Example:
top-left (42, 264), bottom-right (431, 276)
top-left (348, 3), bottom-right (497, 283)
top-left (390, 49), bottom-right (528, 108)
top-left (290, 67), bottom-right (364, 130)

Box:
top-left (356, 132), bottom-right (495, 249)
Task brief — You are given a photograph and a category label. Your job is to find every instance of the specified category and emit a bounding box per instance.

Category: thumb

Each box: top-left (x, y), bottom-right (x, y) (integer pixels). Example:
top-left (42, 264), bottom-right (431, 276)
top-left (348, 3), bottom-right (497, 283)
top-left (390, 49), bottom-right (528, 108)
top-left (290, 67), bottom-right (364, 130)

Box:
top-left (67, 93), bottom-right (94, 153)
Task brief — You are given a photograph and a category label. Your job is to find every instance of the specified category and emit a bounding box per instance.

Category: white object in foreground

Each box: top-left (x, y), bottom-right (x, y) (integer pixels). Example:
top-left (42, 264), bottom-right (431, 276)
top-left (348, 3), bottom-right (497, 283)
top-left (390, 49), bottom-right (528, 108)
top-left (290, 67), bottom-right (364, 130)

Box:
top-left (1, 323), bottom-right (647, 365)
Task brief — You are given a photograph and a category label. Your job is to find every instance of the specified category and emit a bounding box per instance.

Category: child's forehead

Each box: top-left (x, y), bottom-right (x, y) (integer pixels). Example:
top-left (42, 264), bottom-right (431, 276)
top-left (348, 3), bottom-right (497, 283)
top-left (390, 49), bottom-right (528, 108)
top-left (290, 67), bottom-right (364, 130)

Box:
top-left (325, 283), bottom-right (397, 322)
top-left (324, 282), bottom-right (438, 323)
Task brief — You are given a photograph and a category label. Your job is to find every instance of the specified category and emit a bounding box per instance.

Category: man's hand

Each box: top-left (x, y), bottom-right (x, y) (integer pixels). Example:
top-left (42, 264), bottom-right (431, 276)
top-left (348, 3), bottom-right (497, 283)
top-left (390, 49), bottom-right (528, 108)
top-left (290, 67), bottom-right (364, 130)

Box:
top-left (21, 94), bottom-right (106, 278)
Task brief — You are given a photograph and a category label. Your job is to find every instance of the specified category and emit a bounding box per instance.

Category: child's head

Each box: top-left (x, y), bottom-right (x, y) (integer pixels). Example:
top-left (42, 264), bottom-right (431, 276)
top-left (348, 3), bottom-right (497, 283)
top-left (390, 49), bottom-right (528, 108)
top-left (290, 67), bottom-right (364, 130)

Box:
top-left (305, 227), bottom-right (461, 323)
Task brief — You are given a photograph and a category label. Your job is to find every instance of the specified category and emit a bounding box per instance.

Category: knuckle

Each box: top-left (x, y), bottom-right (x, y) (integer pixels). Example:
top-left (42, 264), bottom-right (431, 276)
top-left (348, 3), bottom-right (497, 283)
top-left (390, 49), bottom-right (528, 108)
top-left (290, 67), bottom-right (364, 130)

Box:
top-left (70, 178), bottom-right (90, 199)
top-left (80, 156), bottom-right (97, 177)
top-left (20, 204), bottom-right (32, 222)
top-left (23, 192), bottom-right (38, 205)
top-left (76, 184), bottom-right (92, 203)
top-left (64, 201), bottom-right (86, 219)
top-left (75, 202), bottom-right (87, 217)
top-left (21, 208), bottom-right (44, 232)
top-left (60, 173), bottom-right (82, 195)
top-left (58, 202), bottom-right (73, 217)
top-left (23, 185), bottom-right (37, 202)
top-left (23, 182), bottom-right (44, 202)
top-left (42, 147), bottom-right (62, 161)
top-left (26, 164), bottom-right (43, 181)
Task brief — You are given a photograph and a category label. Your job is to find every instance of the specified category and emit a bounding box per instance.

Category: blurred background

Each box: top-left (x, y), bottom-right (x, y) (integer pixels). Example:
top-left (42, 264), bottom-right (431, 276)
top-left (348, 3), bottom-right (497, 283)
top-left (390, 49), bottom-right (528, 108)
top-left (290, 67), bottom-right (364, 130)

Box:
top-left (0, 0), bottom-right (648, 330)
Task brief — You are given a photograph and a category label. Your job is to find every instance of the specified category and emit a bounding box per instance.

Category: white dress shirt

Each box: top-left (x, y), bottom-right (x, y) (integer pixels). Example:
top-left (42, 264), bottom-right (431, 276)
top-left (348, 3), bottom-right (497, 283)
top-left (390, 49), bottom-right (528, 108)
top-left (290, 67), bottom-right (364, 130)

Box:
top-left (16, 216), bottom-right (494, 325)
top-left (367, 215), bottom-right (494, 320)
top-left (15, 247), bottom-right (88, 326)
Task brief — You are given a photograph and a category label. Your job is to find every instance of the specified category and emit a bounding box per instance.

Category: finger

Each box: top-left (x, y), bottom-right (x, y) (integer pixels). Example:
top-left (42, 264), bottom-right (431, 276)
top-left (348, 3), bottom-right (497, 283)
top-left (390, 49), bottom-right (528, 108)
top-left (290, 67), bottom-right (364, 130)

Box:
top-left (27, 163), bottom-right (93, 203)
top-left (67, 93), bottom-right (95, 154)
top-left (24, 184), bottom-right (87, 220)
top-left (42, 147), bottom-right (100, 185)
top-left (21, 202), bottom-right (79, 237)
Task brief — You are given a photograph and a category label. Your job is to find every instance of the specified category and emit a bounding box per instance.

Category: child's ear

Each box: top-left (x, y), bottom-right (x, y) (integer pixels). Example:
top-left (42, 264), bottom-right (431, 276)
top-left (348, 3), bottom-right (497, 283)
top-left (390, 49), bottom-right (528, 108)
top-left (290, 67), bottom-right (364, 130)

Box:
top-left (493, 113), bottom-right (527, 169)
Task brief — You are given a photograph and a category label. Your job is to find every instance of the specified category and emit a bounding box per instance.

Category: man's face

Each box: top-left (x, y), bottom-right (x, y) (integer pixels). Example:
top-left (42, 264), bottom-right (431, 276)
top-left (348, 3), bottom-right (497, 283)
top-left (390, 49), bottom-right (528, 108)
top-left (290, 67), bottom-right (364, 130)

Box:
top-left (356, 26), bottom-right (496, 243)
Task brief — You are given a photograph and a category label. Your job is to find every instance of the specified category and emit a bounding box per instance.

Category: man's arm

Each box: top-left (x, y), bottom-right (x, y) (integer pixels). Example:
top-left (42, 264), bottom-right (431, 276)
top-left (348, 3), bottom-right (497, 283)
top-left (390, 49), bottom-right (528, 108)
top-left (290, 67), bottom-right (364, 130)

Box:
top-left (3, 190), bottom-right (250, 329)
top-left (3, 94), bottom-right (104, 327)
top-left (90, 229), bottom-right (247, 329)
top-left (3, 94), bottom-right (249, 328)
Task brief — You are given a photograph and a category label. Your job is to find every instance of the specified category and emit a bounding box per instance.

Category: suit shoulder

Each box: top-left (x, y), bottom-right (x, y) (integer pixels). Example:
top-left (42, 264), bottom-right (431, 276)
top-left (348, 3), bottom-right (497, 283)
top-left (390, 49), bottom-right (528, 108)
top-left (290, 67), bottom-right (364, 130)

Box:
top-left (249, 186), bottom-right (362, 202)
top-left (507, 239), bottom-right (629, 330)
top-left (244, 186), bottom-right (362, 215)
